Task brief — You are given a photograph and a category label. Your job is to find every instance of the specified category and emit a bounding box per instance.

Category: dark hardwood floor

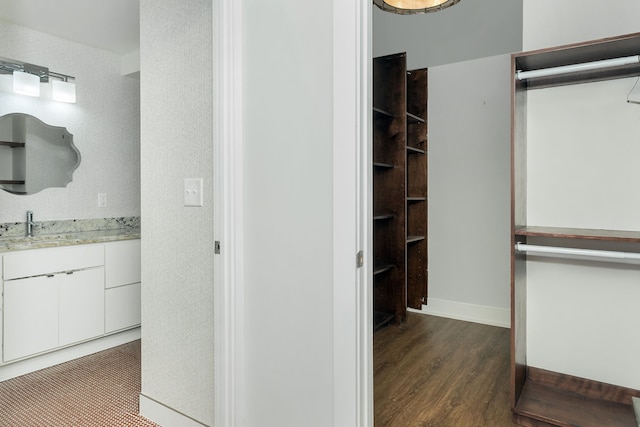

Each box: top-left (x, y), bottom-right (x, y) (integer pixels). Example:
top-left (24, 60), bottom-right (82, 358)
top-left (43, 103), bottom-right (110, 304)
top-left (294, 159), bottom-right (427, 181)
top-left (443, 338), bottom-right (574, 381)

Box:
top-left (374, 312), bottom-right (519, 427)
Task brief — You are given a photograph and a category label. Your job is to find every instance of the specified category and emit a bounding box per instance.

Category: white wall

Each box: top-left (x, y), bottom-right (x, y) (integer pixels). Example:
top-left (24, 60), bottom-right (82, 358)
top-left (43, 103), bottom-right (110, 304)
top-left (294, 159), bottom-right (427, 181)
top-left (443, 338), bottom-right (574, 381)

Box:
top-left (242, 0), bottom-right (334, 426)
top-left (373, 0), bottom-right (522, 69)
top-left (523, 0), bottom-right (640, 51)
top-left (426, 55), bottom-right (512, 326)
top-left (525, 78), bottom-right (640, 389)
top-left (0, 21), bottom-right (140, 222)
top-left (139, 0), bottom-right (214, 425)
top-left (523, 0), bottom-right (640, 389)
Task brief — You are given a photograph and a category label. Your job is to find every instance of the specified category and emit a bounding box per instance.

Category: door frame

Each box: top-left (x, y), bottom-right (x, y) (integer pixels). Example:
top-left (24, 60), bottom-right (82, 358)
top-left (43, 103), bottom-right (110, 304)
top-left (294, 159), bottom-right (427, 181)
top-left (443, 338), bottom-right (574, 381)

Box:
top-left (213, 0), bottom-right (245, 425)
top-left (332, 0), bottom-right (374, 425)
top-left (213, 0), bottom-right (373, 425)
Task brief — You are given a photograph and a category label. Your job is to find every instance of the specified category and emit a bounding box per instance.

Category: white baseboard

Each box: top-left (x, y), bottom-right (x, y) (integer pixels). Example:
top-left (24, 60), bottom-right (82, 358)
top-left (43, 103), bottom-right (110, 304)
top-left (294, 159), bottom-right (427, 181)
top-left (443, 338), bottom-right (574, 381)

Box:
top-left (409, 298), bottom-right (510, 328)
top-left (0, 327), bottom-right (141, 382)
top-left (140, 394), bottom-right (208, 427)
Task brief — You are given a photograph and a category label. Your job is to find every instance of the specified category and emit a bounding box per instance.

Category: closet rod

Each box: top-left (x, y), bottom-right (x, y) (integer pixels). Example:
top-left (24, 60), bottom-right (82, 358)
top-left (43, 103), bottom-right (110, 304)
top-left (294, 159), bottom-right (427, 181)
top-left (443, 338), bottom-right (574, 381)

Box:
top-left (516, 55), bottom-right (640, 81)
top-left (515, 242), bottom-right (640, 261)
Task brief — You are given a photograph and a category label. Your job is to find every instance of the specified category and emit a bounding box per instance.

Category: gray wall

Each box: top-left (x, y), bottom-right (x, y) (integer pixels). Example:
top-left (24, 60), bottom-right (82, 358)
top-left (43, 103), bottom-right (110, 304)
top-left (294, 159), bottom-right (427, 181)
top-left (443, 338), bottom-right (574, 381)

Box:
top-left (428, 54), bottom-right (512, 314)
top-left (242, 0), bottom-right (334, 425)
top-left (139, 0), bottom-right (214, 425)
top-left (373, 0), bottom-right (523, 69)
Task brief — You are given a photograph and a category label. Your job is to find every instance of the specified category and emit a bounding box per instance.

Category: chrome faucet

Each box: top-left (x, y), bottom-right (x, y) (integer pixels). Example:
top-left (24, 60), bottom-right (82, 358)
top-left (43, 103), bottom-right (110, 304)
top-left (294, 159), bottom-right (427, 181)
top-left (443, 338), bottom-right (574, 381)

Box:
top-left (26, 210), bottom-right (38, 237)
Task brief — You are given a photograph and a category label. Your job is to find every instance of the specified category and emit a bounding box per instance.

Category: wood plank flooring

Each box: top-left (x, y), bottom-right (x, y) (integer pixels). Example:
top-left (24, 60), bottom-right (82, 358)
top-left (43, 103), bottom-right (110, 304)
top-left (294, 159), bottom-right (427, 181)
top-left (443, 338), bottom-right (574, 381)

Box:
top-left (374, 312), bottom-right (519, 427)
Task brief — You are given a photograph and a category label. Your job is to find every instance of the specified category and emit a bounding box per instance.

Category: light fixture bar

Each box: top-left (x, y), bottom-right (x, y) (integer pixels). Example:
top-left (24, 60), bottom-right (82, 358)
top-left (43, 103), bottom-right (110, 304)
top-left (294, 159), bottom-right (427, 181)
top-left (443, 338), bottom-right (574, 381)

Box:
top-left (517, 55), bottom-right (640, 81)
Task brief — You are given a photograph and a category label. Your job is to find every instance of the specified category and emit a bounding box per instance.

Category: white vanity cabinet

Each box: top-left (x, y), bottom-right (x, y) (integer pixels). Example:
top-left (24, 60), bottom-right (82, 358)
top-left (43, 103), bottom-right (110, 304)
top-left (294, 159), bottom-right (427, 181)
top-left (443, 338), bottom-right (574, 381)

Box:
top-left (4, 275), bottom-right (59, 361)
top-left (2, 244), bottom-right (105, 362)
top-left (104, 239), bottom-right (141, 333)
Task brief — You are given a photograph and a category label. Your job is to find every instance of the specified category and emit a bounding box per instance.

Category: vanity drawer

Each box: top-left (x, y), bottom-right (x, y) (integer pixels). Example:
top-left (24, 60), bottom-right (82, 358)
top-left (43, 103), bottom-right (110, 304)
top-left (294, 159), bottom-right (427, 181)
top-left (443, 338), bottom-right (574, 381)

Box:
top-left (2, 244), bottom-right (104, 280)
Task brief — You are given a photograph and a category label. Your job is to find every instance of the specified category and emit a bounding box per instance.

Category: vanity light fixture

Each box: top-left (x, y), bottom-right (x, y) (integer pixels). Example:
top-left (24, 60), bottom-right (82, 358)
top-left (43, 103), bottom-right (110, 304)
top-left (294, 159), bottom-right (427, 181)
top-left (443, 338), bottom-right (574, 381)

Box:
top-left (0, 57), bottom-right (76, 103)
top-left (373, 0), bottom-right (461, 15)
top-left (13, 70), bottom-right (40, 97)
top-left (52, 79), bottom-right (76, 103)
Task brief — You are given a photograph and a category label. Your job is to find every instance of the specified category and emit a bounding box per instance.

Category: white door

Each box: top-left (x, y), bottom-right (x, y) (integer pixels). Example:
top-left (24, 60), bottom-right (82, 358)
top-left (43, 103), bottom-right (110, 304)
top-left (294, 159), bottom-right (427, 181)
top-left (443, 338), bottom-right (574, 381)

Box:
top-left (4, 275), bottom-right (59, 362)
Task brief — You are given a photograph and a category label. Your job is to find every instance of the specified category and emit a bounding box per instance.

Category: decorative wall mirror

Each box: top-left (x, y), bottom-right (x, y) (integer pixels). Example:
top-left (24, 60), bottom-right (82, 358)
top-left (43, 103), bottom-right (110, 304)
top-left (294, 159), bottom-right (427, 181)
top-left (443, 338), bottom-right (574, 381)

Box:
top-left (0, 113), bottom-right (80, 195)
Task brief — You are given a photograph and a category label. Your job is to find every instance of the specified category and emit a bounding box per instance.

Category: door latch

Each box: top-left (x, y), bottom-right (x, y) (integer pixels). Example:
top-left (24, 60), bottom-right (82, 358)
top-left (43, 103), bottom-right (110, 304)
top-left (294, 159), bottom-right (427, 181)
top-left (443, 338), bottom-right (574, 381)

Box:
top-left (356, 250), bottom-right (364, 268)
top-left (215, 241), bottom-right (221, 254)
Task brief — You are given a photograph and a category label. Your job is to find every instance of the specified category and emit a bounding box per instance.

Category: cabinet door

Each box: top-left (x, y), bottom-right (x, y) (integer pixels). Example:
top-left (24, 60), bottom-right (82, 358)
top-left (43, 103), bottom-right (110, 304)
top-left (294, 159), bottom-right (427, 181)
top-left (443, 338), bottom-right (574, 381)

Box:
top-left (105, 240), bottom-right (141, 288)
top-left (105, 283), bottom-right (141, 333)
top-left (58, 267), bottom-right (105, 347)
top-left (4, 275), bottom-right (58, 362)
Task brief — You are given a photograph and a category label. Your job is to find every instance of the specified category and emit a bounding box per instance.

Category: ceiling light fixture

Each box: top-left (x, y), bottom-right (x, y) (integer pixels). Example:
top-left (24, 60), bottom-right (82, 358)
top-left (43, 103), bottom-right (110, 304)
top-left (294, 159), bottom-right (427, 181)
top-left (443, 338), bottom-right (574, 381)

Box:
top-left (0, 57), bottom-right (76, 103)
top-left (374, 0), bottom-right (461, 15)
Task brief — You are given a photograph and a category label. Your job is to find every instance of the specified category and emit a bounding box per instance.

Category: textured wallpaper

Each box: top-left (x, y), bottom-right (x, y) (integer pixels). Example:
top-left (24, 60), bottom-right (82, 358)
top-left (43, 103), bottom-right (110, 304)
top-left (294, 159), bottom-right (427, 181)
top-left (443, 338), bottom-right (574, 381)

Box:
top-left (139, 0), bottom-right (215, 425)
top-left (0, 21), bottom-right (140, 223)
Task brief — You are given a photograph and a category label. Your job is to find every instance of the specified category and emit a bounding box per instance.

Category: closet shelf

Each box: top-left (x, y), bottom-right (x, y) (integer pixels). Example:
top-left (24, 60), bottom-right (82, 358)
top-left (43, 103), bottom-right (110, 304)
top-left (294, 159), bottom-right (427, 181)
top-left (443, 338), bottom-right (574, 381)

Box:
top-left (406, 197), bottom-right (426, 202)
top-left (406, 235), bottom-right (425, 244)
top-left (0, 141), bottom-right (25, 148)
top-left (373, 213), bottom-right (395, 221)
top-left (406, 146), bottom-right (425, 154)
top-left (374, 311), bottom-right (395, 331)
top-left (373, 162), bottom-right (394, 169)
top-left (373, 264), bottom-right (394, 276)
top-left (407, 112), bottom-right (425, 124)
top-left (514, 378), bottom-right (638, 427)
top-left (373, 107), bottom-right (394, 118)
top-left (515, 226), bottom-right (640, 243)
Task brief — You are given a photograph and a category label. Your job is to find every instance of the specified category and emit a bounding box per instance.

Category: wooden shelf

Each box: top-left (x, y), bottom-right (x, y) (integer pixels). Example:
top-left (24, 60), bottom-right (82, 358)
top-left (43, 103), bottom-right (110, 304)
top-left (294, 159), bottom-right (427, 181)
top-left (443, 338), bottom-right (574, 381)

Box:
top-left (373, 311), bottom-right (394, 332)
top-left (373, 264), bottom-right (394, 276)
top-left (373, 213), bottom-right (395, 221)
top-left (514, 378), bottom-right (637, 427)
top-left (407, 112), bottom-right (425, 124)
top-left (373, 107), bottom-right (394, 118)
top-left (406, 146), bottom-right (425, 154)
top-left (515, 226), bottom-right (640, 243)
top-left (406, 197), bottom-right (426, 202)
top-left (0, 180), bottom-right (25, 185)
top-left (373, 162), bottom-right (394, 169)
top-left (406, 235), bottom-right (425, 244)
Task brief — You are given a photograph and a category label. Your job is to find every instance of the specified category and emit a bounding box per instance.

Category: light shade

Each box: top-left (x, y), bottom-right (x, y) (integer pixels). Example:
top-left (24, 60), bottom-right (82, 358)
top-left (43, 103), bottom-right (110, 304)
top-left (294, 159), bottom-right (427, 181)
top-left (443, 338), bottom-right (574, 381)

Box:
top-left (374, 0), bottom-right (461, 14)
top-left (13, 70), bottom-right (40, 97)
top-left (52, 80), bottom-right (76, 103)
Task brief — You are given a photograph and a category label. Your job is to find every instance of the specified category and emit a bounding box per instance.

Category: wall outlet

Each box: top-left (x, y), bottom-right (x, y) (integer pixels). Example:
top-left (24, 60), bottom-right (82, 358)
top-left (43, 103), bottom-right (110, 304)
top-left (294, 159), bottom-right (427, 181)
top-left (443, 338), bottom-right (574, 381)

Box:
top-left (98, 193), bottom-right (108, 208)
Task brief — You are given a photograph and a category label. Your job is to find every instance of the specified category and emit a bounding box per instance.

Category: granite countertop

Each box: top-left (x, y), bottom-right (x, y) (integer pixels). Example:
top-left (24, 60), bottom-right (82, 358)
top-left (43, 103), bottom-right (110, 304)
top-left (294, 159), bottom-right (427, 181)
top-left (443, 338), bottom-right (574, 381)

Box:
top-left (0, 217), bottom-right (140, 253)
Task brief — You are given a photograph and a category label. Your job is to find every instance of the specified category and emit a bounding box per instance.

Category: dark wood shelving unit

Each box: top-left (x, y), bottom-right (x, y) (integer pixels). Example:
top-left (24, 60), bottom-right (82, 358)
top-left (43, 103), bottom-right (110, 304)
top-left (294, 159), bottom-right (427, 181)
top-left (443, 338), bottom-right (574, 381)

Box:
top-left (0, 139), bottom-right (26, 188)
top-left (511, 32), bottom-right (640, 427)
top-left (373, 53), bottom-right (429, 326)
top-left (373, 53), bottom-right (408, 326)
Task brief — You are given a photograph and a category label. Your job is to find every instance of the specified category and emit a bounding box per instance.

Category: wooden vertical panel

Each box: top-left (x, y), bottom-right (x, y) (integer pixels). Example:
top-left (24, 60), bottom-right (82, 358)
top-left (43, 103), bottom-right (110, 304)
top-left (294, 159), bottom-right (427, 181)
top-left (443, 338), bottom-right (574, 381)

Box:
top-left (373, 53), bottom-right (407, 325)
top-left (406, 68), bottom-right (428, 309)
top-left (511, 52), bottom-right (528, 409)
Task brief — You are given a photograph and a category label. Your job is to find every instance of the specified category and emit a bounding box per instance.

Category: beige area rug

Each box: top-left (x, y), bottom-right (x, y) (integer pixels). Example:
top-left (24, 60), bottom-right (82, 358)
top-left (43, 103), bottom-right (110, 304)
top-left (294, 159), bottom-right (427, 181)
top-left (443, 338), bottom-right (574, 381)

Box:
top-left (0, 340), bottom-right (160, 427)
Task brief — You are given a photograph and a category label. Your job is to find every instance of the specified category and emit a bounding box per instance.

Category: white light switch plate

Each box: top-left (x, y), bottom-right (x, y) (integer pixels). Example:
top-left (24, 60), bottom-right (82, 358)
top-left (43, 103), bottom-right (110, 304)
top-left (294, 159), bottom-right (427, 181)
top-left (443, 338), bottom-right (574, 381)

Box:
top-left (98, 193), bottom-right (108, 208)
top-left (184, 178), bottom-right (203, 207)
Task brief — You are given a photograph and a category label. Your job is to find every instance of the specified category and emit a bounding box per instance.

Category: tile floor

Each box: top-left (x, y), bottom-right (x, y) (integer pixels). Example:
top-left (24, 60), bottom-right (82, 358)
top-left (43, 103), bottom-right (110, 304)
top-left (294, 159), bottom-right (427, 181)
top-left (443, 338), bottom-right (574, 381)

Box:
top-left (0, 340), bottom-right (159, 427)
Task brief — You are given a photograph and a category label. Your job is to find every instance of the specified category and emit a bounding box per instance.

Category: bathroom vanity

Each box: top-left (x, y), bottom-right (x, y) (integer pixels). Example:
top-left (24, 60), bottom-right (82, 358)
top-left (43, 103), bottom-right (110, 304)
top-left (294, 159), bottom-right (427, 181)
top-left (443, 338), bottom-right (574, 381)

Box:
top-left (0, 225), bottom-right (140, 381)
